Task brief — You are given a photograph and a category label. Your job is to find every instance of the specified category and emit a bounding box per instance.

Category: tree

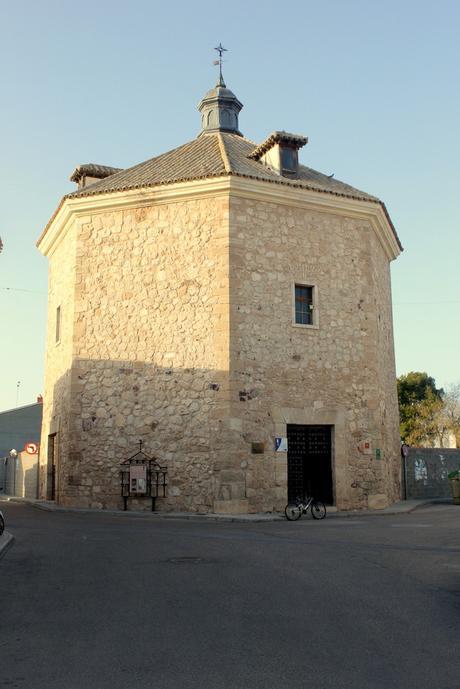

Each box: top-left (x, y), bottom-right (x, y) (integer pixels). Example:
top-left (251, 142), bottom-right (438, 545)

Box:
top-left (397, 372), bottom-right (444, 446)
top-left (440, 384), bottom-right (460, 447)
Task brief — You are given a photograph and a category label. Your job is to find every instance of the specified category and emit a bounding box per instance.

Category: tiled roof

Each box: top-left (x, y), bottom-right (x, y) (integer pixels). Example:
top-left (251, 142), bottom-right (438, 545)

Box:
top-left (67, 132), bottom-right (378, 203)
top-left (61, 131), bottom-right (401, 249)
top-left (67, 135), bottom-right (226, 198)
top-left (220, 134), bottom-right (380, 202)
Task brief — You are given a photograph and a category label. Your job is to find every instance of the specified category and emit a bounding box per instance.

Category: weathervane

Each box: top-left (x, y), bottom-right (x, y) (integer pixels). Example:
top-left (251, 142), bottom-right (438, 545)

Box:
top-left (213, 43), bottom-right (227, 87)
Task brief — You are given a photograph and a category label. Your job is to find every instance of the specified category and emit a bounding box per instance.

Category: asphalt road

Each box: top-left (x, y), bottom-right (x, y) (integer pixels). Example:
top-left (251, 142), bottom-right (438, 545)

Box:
top-left (1, 502), bottom-right (459, 689)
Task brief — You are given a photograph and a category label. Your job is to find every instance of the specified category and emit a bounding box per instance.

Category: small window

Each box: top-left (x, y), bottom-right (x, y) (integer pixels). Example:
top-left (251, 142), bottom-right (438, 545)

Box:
top-left (294, 284), bottom-right (314, 326)
top-left (55, 306), bottom-right (61, 343)
top-left (280, 146), bottom-right (298, 174)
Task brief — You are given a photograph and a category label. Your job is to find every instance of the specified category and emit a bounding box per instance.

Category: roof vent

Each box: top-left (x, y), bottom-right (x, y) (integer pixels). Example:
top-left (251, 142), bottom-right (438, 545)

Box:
top-left (69, 164), bottom-right (122, 189)
top-left (249, 131), bottom-right (308, 177)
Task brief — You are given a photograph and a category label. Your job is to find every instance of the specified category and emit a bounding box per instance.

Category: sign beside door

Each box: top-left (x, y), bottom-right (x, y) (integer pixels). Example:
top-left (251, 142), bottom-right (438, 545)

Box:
top-left (275, 437), bottom-right (288, 452)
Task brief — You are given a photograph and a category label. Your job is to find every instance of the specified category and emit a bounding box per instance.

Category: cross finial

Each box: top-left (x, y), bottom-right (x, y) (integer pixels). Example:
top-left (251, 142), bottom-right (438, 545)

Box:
top-left (214, 43), bottom-right (227, 87)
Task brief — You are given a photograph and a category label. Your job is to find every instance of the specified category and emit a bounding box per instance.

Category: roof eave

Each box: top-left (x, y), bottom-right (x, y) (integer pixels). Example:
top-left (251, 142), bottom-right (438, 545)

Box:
top-left (38, 172), bottom-right (402, 260)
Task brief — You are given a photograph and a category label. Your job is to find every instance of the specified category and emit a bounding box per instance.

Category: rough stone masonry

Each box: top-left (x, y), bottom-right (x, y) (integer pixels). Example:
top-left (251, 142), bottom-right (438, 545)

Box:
top-left (37, 78), bottom-right (402, 513)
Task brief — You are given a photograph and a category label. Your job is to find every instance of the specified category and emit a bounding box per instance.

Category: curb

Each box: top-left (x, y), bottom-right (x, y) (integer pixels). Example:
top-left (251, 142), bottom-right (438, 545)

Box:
top-left (30, 501), bottom-right (284, 523)
top-left (327, 508), bottom-right (417, 519)
top-left (327, 498), bottom-right (452, 518)
top-left (0, 496), bottom-right (283, 522)
top-left (0, 532), bottom-right (14, 559)
top-left (1, 495), bottom-right (451, 523)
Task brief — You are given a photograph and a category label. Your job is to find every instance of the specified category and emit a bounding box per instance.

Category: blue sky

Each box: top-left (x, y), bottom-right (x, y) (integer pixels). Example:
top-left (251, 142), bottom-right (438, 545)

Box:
top-left (0, 0), bottom-right (459, 411)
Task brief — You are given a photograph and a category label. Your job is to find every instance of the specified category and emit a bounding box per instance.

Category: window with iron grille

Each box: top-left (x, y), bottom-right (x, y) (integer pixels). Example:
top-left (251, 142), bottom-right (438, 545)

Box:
top-left (294, 284), bottom-right (315, 326)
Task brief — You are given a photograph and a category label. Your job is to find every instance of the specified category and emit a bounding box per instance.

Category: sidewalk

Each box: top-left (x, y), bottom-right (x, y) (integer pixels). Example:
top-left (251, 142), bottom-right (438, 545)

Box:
top-left (0, 494), bottom-right (451, 524)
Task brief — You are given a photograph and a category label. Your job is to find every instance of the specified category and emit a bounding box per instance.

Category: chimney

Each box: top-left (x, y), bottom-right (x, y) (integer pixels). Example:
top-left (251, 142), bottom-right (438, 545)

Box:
top-left (69, 164), bottom-right (123, 190)
top-left (249, 131), bottom-right (308, 178)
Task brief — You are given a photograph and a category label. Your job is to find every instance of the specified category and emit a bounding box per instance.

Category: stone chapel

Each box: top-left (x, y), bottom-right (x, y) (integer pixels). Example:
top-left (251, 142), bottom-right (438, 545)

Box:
top-left (37, 67), bottom-right (403, 513)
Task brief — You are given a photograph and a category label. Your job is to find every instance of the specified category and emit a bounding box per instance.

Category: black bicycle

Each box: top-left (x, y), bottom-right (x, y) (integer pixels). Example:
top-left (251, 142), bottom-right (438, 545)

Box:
top-left (285, 496), bottom-right (327, 521)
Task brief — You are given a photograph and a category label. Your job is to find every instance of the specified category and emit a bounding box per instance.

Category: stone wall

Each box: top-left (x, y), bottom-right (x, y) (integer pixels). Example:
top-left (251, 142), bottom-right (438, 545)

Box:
top-left (226, 195), bottom-right (401, 511)
top-left (39, 225), bottom-right (77, 497)
top-left (41, 196), bottom-right (232, 510)
top-left (39, 183), bottom-right (401, 513)
top-left (404, 448), bottom-right (460, 499)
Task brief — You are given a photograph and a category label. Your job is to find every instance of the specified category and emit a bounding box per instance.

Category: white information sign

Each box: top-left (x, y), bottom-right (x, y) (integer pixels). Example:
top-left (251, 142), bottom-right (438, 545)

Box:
top-left (275, 437), bottom-right (288, 452)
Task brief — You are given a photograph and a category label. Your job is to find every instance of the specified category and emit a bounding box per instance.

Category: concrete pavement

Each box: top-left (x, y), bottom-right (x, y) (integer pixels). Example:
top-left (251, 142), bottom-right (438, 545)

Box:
top-left (1, 500), bottom-right (460, 689)
top-left (1, 494), bottom-right (452, 570)
top-left (3, 493), bottom-right (443, 564)
top-left (0, 529), bottom-right (14, 558)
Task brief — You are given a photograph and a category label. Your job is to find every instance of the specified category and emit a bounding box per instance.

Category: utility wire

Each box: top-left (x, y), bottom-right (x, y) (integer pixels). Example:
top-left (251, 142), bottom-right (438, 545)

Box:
top-left (0, 287), bottom-right (46, 295)
top-left (394, 300), bottom-right (460, 305)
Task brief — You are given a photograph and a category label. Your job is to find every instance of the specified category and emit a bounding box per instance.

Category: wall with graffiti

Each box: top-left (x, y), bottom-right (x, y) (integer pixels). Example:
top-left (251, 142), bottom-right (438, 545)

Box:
top-left (404, 448), bottom-right (460, 499)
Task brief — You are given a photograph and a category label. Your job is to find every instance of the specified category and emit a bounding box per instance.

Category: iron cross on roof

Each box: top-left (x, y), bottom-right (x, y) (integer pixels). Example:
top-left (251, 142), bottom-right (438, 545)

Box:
top-left (213, 42), bottom-right (227, 87)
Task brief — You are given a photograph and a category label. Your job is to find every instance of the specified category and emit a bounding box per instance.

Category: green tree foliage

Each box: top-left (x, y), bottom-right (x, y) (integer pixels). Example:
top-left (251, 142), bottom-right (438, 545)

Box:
top-left (441, 384), bottom-right (460, 447)
top-left (397, 372), bottom-right (444, 446)
top-left (397, 372), bottom-right (443, 408)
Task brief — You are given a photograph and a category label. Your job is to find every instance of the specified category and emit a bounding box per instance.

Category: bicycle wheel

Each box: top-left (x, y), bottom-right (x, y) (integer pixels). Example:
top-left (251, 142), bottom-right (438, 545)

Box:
top-left (285, 503), bottom-right (302, 521)
top-left (310, 501), bottom-right (326, 520)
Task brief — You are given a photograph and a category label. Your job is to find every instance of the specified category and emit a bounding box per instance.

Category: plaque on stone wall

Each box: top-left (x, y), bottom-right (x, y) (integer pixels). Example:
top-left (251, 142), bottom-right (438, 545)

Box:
top-left (275, 437), bottom-right (288, 452)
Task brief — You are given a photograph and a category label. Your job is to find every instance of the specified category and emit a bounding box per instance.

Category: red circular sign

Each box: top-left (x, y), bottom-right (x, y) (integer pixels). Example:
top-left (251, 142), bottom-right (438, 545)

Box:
top-left (24, 442), bottom-right (38, 455)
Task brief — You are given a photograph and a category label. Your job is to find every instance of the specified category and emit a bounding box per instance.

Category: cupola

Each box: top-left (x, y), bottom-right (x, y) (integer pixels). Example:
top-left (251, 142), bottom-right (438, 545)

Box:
top-left (198, 83), bottom-right (243, 136)
top-left (198, 43), bottom-right (243, 136)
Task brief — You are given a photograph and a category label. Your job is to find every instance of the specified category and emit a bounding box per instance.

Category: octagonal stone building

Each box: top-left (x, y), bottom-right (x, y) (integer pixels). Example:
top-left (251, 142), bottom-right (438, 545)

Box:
top-left (37, 75), bottom-right (402, 513)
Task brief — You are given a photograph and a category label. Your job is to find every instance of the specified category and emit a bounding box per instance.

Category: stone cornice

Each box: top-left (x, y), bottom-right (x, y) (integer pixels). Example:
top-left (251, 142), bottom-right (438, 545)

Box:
top-left (227, 176), bottom-right (401, 261)
top-left (37, 176), bottom-right (401, 261)
top-left (37, 178), bottom-right (231, 256)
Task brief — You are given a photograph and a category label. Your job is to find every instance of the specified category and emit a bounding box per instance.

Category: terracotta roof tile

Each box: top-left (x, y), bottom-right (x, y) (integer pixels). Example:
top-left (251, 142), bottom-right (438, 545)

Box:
top-left (67, 135), bottom-right (226, 198)
top-left (67, 132), bottom-right (378, 203)
top-left (69, 164), bottom-right (122, 183)
top-left (61, 131), bottom-right (401, 250)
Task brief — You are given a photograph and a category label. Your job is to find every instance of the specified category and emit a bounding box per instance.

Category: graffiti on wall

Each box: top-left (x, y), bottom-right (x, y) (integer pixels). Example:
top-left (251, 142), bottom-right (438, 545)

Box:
top-left (414, 457), bottom-right (428, 483)
top-left (405, 448), bottom-right (460, 499)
